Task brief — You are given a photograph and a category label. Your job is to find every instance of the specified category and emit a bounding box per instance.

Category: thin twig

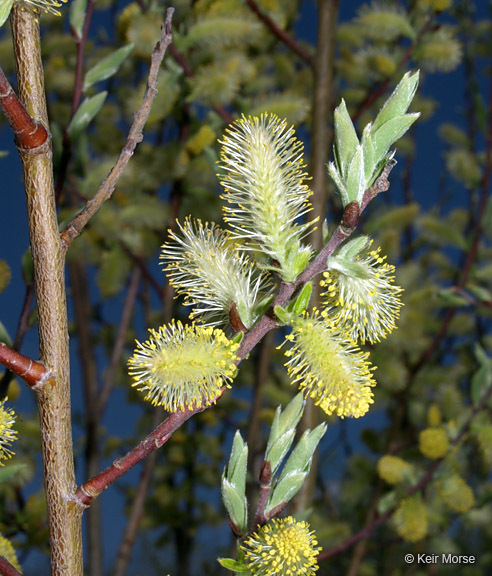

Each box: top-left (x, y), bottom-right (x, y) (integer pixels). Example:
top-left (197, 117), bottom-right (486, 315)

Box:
top-left (60, 8), bottom-right (175, 249)
top-left (244, 0), bottom-right (314, 67)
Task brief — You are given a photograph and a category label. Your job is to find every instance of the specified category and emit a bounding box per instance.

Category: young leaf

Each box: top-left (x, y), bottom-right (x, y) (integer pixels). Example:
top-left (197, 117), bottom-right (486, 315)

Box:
top-left (345, 144), bottom-right (365, 205)
top-left (68, 92), bottom-right (108, 140)
top-left (334, 99), bottom-right (359, 178)
top-left (361, 124), bottom-right (375, 182)
top-left (221, 479), bottom-right (248, 534)
top-left (83, 44), bottom-right (134, 91)
top-left (217, 558), bottom-right (250, 573)
top-left (371, 114), bottom-right (420, 165)
top-left (327, 256), bottom-right (371, 280)
top-left (372, 71), bottom-right (420, 133)
top-left (69, 0), bottom-right (87, 39)
top-left (337, 236), bottom-right (371, 260)
top-left (291, 283), bottom-right (313, 315)
top-left (0, 0), bottom-right (14, 29)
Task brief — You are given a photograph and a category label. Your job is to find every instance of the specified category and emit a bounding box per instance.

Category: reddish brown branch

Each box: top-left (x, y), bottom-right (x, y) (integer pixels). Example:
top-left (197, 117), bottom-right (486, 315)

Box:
top-left (75, 404), bottom-right (206, 505)
top-left (0, 66), bottom-right (47, 149)
top-left (0, 343), bottom-right (48, 388)
top-left (245, 0), bottom-right (314, 66)
top-left (60, 8), bottom-right (175, 249)
top-left (0, 556), bottom-right (23, 576)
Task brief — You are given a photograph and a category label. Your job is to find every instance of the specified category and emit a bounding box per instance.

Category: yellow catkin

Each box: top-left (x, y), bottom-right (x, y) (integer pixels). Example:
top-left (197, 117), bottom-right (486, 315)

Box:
top-left (377, 455), bottom-right (412, 484)
top-left (437, 474), bottom-right (475, 513)
top-left (419, 427), bottom-right (449, 459)
top-left (394, 496), bottom-right (428, 543)
top-left (241, 517), bottom-right (321, 576)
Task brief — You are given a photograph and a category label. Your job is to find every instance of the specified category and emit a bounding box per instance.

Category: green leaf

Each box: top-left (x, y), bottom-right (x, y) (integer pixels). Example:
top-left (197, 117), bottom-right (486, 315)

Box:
top-left (0, 320), bottom-right (12, 347)
top-left (361, 124), bottom-right (375, 183)
top-left (418, 215), bottom-right (468, 249)
top-left (265, 393), bottom-right (305, 476)
top-left (289, 283), bottom-right (312, 316)
top-left (83, 44), bottom-right (134, 91)
top-left (265, 430), bottom-right (296, 476)
top-left (68, 91), bottom-right (108, 140)
top-left (337, 236), bottom-right (370, 260)
top-left (0, 463), bottom-right (27, 484)
top-left (333, 99), bottom-right (359, 179)
top-left (97, 244), bottom-right (131, 297)
top-left (278, 424), bottom-right (326, 481)
top-left (471, 365), bottom-right (492, 407)
top-left (327, 256), bottom-right (370, 280)
top-left (217, 558), bottom-right (250, 573)
top-left (483, 196), bottom-right (492, 241)
top-left (437, 289), bottom-right (469, 308)
top-left (290, 248), bottom-right (311, 279)
top-left (221, 479), bottom-right (247, 534)
top-left (345, 144), bottom-right (365, 205)
top-left (69, 0), bottom-right (87, 39)
top-left (372, 71), bottom-right (419, 133)
top-left (327, 162), bottom-right (347, 203)
top-left (266, 472), bottom-right (306, 513)
top-left (274, 306), bottom-right (291, 326)
top-left (466, 284), bottom-right (492, 303)
top-left (0, 0), bottom-right (14, 29)
top-left (372, 114), bottom-right (420, 165)
top-left (471, 345), bottom-right (492, 406)
top-left (253, 294), bottom-right (275, 319)
top-left (228, 431), bottom-right (248, 494)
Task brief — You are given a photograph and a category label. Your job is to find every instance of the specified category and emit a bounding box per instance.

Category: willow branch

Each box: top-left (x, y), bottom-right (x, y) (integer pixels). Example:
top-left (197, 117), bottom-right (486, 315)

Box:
top-left (60, 8), bottom-right (175, 248)
top-left (245, 0), bottom-right (314, 66)
top-left (0, 66), bottom-right (47, 149)
top-left (11, 6), bottom-right (83, 574)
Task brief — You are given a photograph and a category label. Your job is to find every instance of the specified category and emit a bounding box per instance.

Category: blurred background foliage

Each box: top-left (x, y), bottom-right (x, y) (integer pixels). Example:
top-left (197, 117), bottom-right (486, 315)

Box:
top-left (1, 0), bottom-right (492, 574)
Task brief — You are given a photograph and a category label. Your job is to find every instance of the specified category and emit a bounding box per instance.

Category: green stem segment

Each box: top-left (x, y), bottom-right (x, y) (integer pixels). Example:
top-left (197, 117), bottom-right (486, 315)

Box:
top-left (10, 8), bottom-right (84, 575)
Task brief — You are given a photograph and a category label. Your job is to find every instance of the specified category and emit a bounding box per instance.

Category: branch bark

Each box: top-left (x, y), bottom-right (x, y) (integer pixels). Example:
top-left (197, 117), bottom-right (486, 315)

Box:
top-left (10, 7), bottom-right (84, 575)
